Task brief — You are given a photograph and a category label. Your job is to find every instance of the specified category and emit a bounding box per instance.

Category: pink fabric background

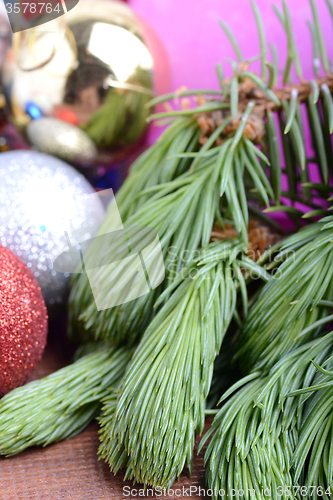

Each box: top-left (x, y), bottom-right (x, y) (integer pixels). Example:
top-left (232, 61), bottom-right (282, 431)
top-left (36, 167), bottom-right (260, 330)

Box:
top-left (131, 0), bottom-right (333, 91)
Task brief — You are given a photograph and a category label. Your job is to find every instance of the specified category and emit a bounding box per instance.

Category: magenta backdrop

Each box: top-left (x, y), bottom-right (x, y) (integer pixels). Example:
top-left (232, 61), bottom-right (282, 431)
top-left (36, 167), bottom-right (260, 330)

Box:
top-left (131, 0), bottom-right (333, 91)
top-left (132, 0), bottom-right (333, 145)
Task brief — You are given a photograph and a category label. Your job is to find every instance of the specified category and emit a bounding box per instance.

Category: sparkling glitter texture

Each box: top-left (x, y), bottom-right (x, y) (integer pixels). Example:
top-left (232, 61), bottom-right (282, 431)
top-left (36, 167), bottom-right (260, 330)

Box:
top-left (0, 151), bottom-right (105, 307)
top-left (0, 246), bottom-right (48, 397)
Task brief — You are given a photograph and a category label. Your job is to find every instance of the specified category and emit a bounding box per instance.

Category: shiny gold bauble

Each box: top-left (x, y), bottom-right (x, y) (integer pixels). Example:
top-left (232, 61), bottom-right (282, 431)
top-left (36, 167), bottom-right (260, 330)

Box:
top-left (2, 0), bottom-right (171, 165)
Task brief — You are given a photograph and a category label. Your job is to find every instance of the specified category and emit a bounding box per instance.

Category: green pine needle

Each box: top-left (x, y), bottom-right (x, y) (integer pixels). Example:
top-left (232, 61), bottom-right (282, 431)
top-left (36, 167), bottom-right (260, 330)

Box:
top-left (98, 240), bottom-right (269, 488)
top-left (70, 118), bottom-right (273, 345)
top-left (218, 20), bottom-right (244, 62)
top-left (203, 333), bottom-right (333, 500)
top-left (236, 215), bottom-right (333, 373)
top-left (309, 0), bottom-right (330, 74)
top-left (0, 347), bottom-right (131, 456)
top-left (250, 0), bottom-right (267, 81)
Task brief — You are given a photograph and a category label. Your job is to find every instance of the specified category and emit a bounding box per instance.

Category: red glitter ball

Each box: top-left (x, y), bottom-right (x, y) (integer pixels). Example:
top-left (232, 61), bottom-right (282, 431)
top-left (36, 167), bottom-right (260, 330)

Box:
top-left (0, 246), bottom-right (48, 397)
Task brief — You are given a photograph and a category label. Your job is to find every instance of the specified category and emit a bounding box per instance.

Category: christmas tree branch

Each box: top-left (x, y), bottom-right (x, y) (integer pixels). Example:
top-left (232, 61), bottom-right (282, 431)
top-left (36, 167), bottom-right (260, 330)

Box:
top-left (236, 214), bottom-right (333, 373)
top-left (99, 240), bottom-right (270, 488)
top-left (202, 332), bottom-right (333, 499)
top-left (0, 346), bottom-right (131, 456)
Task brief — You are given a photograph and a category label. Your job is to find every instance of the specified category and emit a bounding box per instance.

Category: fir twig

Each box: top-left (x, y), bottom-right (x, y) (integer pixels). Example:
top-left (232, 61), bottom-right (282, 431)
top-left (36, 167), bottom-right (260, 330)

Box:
top-left (203, 333), bottom-right (333, 500)
top-left (0, 347), bottom-right (131, 456)
top-left (99, 240), bottom-right (269, 488)
top-left (236, 215), bottom-right (333, 373)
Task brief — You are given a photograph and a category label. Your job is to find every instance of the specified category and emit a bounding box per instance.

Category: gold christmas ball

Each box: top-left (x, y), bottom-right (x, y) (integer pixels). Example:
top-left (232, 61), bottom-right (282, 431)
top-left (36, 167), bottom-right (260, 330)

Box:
top-left (2, 0), bottom-right (171, 165)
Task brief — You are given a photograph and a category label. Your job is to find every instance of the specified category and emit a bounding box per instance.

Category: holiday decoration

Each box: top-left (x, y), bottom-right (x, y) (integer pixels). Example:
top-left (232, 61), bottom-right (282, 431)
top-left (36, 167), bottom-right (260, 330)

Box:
top-left (0, 246), bottom-right (48, 397)
top-left (27, 117), bottom-right (96, 164)
top-left (1, 1), bottom-right (333, 498)
top-left (0, 151), bottom-right (105, 307)
top-left (2, 0), bottom-right (170, 166)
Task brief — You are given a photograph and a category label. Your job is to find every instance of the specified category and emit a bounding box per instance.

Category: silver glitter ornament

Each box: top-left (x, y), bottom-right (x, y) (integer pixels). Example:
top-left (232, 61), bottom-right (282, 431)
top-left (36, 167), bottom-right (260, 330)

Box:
top-left (0, 151), bottom-right (105, 307)
top-left (27, 117), bottom-right (97, 164)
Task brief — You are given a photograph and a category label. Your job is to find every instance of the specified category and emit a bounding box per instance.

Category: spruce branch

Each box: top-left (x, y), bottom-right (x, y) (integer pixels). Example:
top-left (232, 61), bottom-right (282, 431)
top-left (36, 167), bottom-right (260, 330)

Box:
top-left (98, 240), bottom-right (270, 488)
top-left (68, 1), bottom-right (333, 487)
top-left (70, 135), bottom-right (273, 346)
top-left (236, 215), bottom-right (333, 373)
top-left (202, 333), bottom-right (333, 500)
top-left (68, 117), bottom-right (202, 343)
top-left (0, 347), bottom-right (131, 456)
top-left (70, 0), bottom-right (333, 346)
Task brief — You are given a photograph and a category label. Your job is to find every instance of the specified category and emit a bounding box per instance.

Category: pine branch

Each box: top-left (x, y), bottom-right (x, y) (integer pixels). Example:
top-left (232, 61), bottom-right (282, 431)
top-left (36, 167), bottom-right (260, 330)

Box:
top-left (0, 347), bottom-right (131, 456)
top-left (70, 136), bottom-right (273, 345)
top-left (67, 1), bottom-right (333, 488)
top-left (68, 117), bottom-right (202, 343)
top-left (143, 64), bottom-right (333, 229)
top-left (290, 354), bottom-right (333, 490)
top-left (236, 214), bottom-right (333, 373)
top-left (202, 333), bottom-right (333, 500)
top-left (70, 19), bottom-right (333, 346)
top-left (98, 240), bottom-right (270, 488)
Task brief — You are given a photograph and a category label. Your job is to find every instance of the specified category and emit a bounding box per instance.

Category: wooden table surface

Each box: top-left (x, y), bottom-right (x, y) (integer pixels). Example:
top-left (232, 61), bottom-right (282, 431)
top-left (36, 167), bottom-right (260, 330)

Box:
top-left (0, 328), bottom-right (208, 500)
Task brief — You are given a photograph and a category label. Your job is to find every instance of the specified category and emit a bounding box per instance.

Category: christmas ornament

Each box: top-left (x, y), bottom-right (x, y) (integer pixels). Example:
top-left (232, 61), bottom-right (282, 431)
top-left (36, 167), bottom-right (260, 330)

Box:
top-left (0, 151), bottom-right (105, 307)
top-left (0, 246), bottom-right (48, 397)
top-left (2, 0), bottom-right (170, 166)
top-left (27, 117), bottom-right (97, 164)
